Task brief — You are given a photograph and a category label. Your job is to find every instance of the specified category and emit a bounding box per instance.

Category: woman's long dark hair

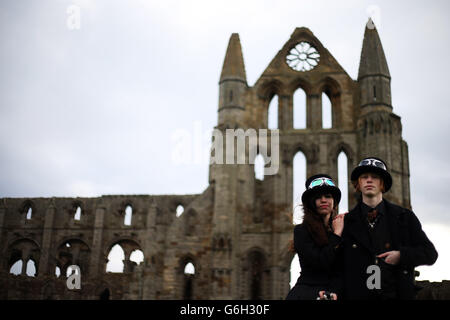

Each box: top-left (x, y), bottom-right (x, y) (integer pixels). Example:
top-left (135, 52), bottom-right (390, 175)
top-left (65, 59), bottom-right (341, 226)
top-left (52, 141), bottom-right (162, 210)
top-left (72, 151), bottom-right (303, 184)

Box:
top-left (301, 196), bottom-right (338, 247)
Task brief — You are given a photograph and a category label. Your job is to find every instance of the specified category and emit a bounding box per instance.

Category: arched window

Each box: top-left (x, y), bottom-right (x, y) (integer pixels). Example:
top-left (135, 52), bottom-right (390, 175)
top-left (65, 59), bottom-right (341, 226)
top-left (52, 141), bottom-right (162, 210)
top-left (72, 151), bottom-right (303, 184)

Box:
top-left (9, 259), bottom-right (22, 275)
top-left (8, 239), bottom-right (40, 277)
top-left (106, 240), bottom-right (142, 274)
top-left (337, 151), bottom-right (349, 213)
top-left (130, 249), bottom-right (144, 266)
top-left (124, 205), bottom-right (132, 226)
top-left (293, 88), bottom-right (306, 129)
top-left (184, 262), bottom-right (195, 275)
top-left (26, 259), bottom-right (37, 277)
top-left (9, 259), bottom-right (37, 277)
top-left (254, 154), bottom-right (265, 181)
top-left (290, 254), bottom-right (301, 289)
top-left (106, 244), bottom-right (125, 273)
top-left (74, 206), bottom-right (81, 221)
top-left (176, 204), bottom-right (184, 218)
top-left (293, 151), bottom-right (306, 224)
top-left (26, 207), bottom-right (32, 220)
top-left (55, 266), bottom-right (61, 278)
top-left (183, 262), bottom-right (195, 300)
top-left (268, 95), bottom-right (278, 129)
top-left (322, 93), bottom-right (332, 129)
top-left (56, 239), bottom-right (89, 279)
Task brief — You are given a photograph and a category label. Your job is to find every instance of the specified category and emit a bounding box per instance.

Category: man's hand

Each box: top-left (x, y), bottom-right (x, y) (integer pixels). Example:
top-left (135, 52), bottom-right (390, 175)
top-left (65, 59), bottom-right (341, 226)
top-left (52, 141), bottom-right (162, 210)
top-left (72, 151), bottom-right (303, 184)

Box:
top-left (377, 250), bottom-right (401, 265)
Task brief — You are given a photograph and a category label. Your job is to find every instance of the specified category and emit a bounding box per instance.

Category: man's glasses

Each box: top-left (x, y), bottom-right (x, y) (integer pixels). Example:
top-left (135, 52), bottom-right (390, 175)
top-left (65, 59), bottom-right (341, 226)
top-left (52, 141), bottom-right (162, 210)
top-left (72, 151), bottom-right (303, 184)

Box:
top-left (308, 177), bottom-right (336, 190)
top-left (358, 158), bottom-right (386, 170)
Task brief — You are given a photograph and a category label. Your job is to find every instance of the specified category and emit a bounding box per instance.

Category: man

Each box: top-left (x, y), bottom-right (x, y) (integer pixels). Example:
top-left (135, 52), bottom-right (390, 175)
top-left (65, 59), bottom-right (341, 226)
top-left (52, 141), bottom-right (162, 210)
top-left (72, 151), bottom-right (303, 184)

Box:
top-left (341, 157), bottom-right (438, 299)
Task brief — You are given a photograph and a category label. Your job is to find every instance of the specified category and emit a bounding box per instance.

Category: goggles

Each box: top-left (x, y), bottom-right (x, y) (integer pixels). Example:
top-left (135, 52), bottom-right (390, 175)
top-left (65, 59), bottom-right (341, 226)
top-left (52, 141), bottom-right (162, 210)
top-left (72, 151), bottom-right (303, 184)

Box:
top-left (358, 158), bottom-right (387, 170)
top-left (308, 177), bottom-right (336, 190)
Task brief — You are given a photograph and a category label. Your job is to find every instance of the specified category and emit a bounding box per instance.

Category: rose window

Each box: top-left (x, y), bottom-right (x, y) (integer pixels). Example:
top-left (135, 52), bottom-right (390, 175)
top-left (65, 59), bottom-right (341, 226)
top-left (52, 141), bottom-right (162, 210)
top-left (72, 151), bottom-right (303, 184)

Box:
top-left (286, 42), bottom-right (320, 72)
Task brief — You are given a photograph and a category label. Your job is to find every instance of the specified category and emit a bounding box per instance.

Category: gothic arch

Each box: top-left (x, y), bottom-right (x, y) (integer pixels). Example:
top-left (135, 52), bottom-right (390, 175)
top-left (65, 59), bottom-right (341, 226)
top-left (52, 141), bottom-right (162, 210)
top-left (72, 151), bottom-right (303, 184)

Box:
top-left (70, 200), bottom-right (84, 220)
top-left (56, 238), bottom-right (90, 277)
top-left (289, 80), bottom-right (310, 130)
top-left (256, 79), bottom-right (286, 101)
top-left (117, 200), bottom-right (134, 214)
top-left (242, 247), bottom-right (270, 300)
top-left (8, 237), bottom-right (41, 250)
top-left (171, 199), bottom-right (189, 218)
top-left (177, 254), bottom-right (199, 300)
top-left (19, 200), bottom-right (36, 220)
top-left (317, 76), bottom-right (342, 97)
top-left (178, 254), bottom-right (197, 268)
top-left (318, 76), bottom-right (342, 128)
top-left (105, 238), bottom-right (143, 274)
top-left (329, 142), bottom-right (355, 164)
top-left (105, 238), bottom-right (142, 256)
top-left (117, 200), bottom-right (135, 226)
top-left (287, 77), bottom-right (313, 96)
top-left (6, 238), bottom-right (41, 275)
top-left (289, 143), bottom-right (309, 165)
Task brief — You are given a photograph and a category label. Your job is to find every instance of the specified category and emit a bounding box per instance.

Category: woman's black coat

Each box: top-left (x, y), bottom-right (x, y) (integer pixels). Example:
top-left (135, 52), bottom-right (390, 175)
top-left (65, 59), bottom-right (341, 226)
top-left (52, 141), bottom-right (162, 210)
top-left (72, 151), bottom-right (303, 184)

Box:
top-left (341, 199), bottom-right (438, 299)
top-left (286, 223), bottom-right (343, 300)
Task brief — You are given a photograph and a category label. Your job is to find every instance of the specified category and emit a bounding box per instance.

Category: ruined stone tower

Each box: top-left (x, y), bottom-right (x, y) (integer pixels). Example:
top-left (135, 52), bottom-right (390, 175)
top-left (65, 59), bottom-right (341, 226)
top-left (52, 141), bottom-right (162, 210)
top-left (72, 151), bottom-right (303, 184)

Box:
top-left (0, 21), bottom-right (411, 299)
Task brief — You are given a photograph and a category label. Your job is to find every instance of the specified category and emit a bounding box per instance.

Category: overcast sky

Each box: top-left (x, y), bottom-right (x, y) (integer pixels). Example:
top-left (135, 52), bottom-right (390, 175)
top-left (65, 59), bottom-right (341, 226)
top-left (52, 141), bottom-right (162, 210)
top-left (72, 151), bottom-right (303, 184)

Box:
top-left (1, 0), bottom-right (450, 282)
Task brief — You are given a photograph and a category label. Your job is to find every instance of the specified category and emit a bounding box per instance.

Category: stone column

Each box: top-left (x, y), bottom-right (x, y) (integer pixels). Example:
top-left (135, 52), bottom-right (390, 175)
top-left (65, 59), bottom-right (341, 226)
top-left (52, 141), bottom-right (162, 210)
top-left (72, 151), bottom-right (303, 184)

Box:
top-left (89, 199), bottom-right (106, 277)
top-left (278, 95), bottom-right (291, 130)
top-left (308, 94), bottom-right (322, 130)
top-left (38, 199), bottom-right (56, 276)
top-left (142, 203), bottom-right (157, 299)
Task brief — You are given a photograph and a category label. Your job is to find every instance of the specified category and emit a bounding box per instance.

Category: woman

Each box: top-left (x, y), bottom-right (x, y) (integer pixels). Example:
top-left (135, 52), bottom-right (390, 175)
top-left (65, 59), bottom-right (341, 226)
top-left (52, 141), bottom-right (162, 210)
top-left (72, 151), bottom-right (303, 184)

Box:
top-left (286, 174), bottom-right (345, 300)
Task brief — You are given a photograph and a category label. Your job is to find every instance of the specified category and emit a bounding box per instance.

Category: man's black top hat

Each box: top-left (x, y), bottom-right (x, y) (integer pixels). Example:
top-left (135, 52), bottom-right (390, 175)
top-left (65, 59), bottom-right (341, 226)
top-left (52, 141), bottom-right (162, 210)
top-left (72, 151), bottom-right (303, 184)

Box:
top-left (350, 156), bottom-right (392, 192)
top-left (301, 174), bottom-right (341, 208)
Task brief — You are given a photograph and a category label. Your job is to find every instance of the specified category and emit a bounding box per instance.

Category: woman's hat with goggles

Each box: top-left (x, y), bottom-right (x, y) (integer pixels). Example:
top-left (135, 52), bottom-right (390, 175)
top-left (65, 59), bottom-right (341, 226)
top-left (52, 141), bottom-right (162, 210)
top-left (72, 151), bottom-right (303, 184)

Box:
top-left (301, 174), bottom-right (341, 207)
top-left (350, 156), bottom-right (392, 192)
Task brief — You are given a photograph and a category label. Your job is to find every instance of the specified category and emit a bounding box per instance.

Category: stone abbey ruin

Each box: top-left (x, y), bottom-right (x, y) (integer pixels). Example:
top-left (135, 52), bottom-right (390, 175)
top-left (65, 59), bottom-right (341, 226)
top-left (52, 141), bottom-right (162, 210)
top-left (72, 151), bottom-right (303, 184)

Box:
top-left (2, 21), bottom-right (448, 299)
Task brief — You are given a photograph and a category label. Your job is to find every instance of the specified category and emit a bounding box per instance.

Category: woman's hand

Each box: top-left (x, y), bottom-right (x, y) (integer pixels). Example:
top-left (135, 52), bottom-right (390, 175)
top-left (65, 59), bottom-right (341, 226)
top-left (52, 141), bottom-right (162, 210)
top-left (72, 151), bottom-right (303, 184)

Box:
top-left (318, 291), bottom-right (338, 300)
top-left (332, 213), bottom-right (346, 237)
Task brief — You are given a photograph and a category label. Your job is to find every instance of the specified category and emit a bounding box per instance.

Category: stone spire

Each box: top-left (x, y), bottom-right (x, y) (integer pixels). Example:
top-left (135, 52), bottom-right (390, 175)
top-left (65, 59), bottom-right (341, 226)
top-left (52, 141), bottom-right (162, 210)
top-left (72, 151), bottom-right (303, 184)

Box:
top-left (358, 19), bottom-right (390, 80)
top-left (220, 33), bottom-right (247, 84)
top-left (357, 19), bottom-right (392, 110)
top-left (217, 33), bottom-right (248, 128)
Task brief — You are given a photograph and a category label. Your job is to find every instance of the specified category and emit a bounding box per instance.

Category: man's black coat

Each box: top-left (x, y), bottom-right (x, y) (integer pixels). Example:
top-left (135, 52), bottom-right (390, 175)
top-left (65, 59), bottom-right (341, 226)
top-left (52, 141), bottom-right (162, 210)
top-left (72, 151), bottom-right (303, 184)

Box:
top-left (341, 198), bottom-right (438, 299)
